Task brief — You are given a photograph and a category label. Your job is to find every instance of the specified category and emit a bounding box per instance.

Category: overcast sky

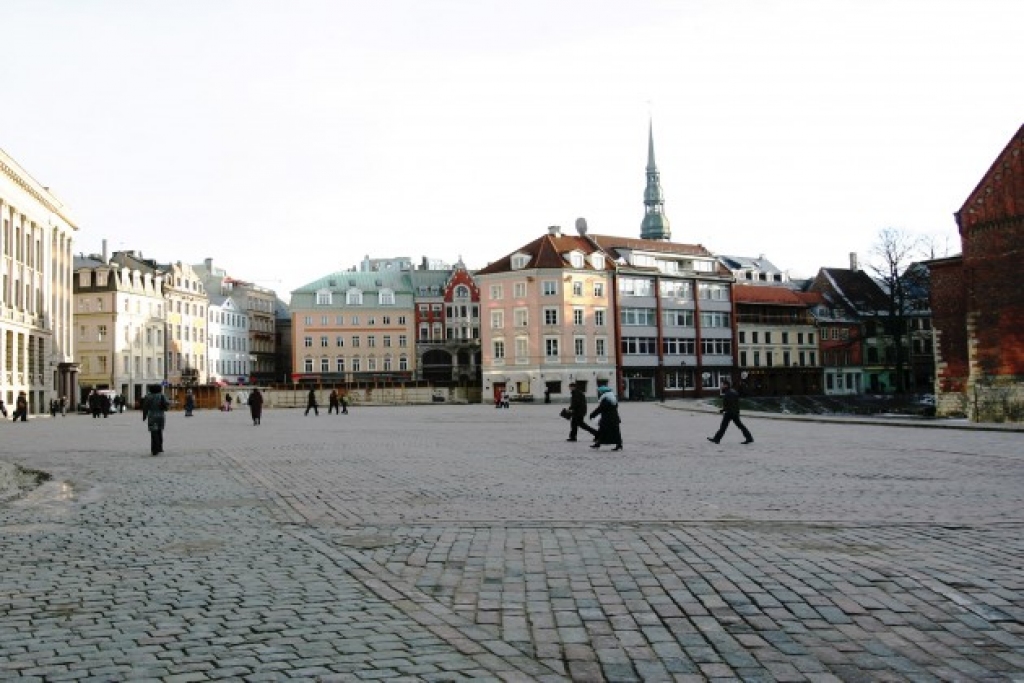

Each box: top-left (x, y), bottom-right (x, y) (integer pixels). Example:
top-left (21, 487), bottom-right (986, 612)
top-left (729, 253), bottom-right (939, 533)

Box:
top-left (3, 0), bottom-right (1022, 300)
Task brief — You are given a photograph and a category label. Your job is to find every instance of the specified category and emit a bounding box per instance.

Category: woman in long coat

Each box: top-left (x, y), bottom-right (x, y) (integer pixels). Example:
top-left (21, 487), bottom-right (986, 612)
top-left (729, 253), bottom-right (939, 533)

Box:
top-left (589, 386), bottom-right (623, 451)
top-left (247, 388), bottom-right (264, 426)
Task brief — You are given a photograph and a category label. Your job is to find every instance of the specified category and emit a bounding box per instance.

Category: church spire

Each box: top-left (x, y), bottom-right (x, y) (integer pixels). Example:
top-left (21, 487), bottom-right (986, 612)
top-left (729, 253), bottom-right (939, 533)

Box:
top-left (640, 119), bottom-right (671, 241)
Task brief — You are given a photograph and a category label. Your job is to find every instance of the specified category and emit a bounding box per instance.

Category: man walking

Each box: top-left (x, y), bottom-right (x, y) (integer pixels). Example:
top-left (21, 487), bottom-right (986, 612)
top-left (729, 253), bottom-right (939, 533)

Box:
top-left (305, 388), bottom-right (319, 416)
top-left (567, 383), bottom-right (598, 442)
top-left (141, 384), bottom-right (169, 456)
top-left (708, 380), bottom-right (754, 445)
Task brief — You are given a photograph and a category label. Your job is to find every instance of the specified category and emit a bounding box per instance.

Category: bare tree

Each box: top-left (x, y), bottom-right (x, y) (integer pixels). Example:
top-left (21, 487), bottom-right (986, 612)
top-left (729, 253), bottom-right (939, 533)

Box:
top-left (868, 227), bottom-right (927, 393)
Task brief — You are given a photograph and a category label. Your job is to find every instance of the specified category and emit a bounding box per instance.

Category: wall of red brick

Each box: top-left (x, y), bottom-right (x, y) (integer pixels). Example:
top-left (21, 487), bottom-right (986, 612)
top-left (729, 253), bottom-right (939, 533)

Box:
top-left (930, 259), bottom-right (968, 396)
top-left (964, 219), bottom-right (1024, 378)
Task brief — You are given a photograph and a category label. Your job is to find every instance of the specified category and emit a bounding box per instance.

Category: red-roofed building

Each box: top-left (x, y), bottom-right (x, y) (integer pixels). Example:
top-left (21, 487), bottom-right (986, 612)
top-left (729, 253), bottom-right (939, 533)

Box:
top-left (733, 285), bottom-right (823, 395)
top-left (475, 225), bottom-right (617, 404)
top-left (930, 123), bottom-right (1024, 421)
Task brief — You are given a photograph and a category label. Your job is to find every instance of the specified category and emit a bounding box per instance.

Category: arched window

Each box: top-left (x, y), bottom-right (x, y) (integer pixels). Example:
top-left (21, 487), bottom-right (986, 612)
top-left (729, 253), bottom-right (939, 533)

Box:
top-left (346, 288), bottom-right (363, 305)
top-left (378, 288), bottom-right (395, 305)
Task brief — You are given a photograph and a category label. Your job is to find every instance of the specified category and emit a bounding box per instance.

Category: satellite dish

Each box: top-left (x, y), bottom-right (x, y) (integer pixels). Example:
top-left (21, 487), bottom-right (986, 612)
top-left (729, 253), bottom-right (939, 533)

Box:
top-left (575, 217), bottom-right (588, 236)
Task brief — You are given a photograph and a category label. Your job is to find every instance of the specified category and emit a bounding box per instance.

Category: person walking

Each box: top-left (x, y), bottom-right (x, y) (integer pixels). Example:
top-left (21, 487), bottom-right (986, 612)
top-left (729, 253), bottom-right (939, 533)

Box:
top-left (141, 384), bottom-right (169, 456)
top-left (304, 388), bottom-right (319, 416)
top-left (225, 393), bottom-right (233, 412)
top-left (589, 386), bottom-right (623, 451)
top-left (340, 393), bottom-right (348, 414)
top-left (328, 389), bottom-right (340, 415)
top-left (184, 390), bottom-right (195, 417)
top-left (708, 379), bottom-right (754, 445)
top-left (0, 396), bottom-right (7, 418)
top-left (567, 382), bottom-right (598, 442)
top-left (13, 391), bottom-right (28, 422)
top-left (247, 388), bottom-right (264, 426)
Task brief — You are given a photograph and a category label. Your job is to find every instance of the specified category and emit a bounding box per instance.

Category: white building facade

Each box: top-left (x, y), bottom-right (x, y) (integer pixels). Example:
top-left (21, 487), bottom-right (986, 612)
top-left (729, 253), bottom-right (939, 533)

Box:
top-left (1, 149), bottom-right (77, 413)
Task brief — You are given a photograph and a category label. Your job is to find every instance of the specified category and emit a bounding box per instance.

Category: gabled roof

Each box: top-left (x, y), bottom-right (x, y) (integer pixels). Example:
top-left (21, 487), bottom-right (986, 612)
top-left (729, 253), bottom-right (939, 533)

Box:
top-left (809, 268), bottom-right (889, 314)
top-left (733, 284), bottom-right (808, 306)
top-left (956, 123), bottom-right (1024, 230)
top-left (718, 254), bottom-right (783, 273)
top-left (475, 232), bottom-right (609, 275)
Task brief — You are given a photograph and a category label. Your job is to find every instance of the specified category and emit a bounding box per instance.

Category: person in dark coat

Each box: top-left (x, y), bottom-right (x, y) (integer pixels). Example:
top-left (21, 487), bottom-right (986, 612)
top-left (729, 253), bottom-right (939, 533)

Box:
top-left (88, 390), bottom-right (100, 418)
top-left (340, 393), bottom-right (348, 414)
top-left (708, 380), bottom-right (754, 445)
top-left (328, 389), bottom-right (340, 415)
top-left (247, 388), bottom-right (264, 426)
top-left (13, 391), bottom-right (28, 422)
top-left (304, 389), bottom-right (319, 416)
top-left (567, 383), bottom-right (598, 442)
top-left (184, 390), bottom-right (195, 417)
top-left (589, 386), bottom-right (623, 451)
top-left (141, 384), bottom-right (169, 456)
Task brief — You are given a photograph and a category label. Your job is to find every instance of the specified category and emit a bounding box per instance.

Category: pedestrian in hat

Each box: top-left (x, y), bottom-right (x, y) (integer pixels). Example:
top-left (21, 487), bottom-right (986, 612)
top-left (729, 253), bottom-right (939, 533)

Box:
top-left (589, 386), bottom-right (623, 451)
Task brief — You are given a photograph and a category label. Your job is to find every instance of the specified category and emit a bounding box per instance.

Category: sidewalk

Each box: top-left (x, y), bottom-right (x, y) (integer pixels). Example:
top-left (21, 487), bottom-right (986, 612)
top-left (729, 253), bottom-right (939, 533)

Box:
top-left (2, 404), bottom-right (1023, 681)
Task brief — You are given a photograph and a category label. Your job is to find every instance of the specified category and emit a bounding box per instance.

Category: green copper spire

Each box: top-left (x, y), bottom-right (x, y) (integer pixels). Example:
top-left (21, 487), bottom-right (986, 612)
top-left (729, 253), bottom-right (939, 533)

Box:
top-left (640, 119), bottom-right (671, 241)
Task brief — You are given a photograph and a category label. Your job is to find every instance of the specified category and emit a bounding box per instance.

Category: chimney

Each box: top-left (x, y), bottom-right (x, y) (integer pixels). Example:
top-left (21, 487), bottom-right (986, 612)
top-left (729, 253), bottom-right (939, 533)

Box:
top-left (102, 239), bottom-right (108, 264)
top-left (547, 225), bottom-right (562, 237)
top-left (205, 257), bottom-right (213, 271)
top-left (849, 252), bottom-right (859, 271)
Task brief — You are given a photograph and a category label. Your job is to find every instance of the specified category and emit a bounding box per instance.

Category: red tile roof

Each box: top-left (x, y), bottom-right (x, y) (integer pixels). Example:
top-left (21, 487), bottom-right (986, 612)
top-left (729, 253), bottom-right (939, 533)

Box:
top-left (957, 123), bottom-right (1024, 230)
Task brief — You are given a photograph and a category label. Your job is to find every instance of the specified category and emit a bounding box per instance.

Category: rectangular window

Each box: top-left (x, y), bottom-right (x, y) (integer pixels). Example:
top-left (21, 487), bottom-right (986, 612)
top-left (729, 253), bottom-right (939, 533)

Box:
top-left (514, 308), bottom-right (528, 327)
top-left (662, 338), bottom-right (696, 355)
top-left (621, 337), bottom-right (658, 354)
top-left (514, 282), bottom-right (527, 298)
top-left (383, 335), bottom-right (391, 348)
top-left (493, 340), bottom-right (505, 360)
top-left (399, 335), bottom-right (408, 348)
top-left (336, 336), bottom-right (344, 347)
top-left (662, 309), bottom-right (694, 327)
top-left (660, 280), bottom-right (692, 299)
top-left (782, 332), bottom-right (790, 344)
top-left (765, 331), bottom-right (773, 344)
top-left (697, 283), bottom-right (730, 301)
top-left (367, 335), bottom-right (376, 347)
top-left (700, 311), bottom-right (730, 328)
top-left (574, 337), bottom-right (585, 357)
top-left (515, 337), bottom-right (529, 360)
top-left (544, 308), bottom-right (558, 325)
top-left (321, 357), bottom-right (330, 372)
top-left (783, 351), bottom-right (791, 366)
top-left (337, 357), bottom-right (345, 373)
top-left (491, 311), bottom-right (504, 329)
top-left (542, 281), bottom-right (557, 296)
top-left (618, 277), bottom-right (653, 297)
top-left (490, 285), bottom-right (503, 300)
top-left (594, 309), bottom-right (606, 326)
top-left (572, 281), bottom-right (583, 297)
top-left (664, 370), bottom-right (695, 389)
top-left (320, 336), bottom-right (329, 347)
top-left (304, 336), bottom-right (313, 348)
top-left (352, 358), bottom-right (361, 372)
top-left (740, 351), bottom-right (748, 366)
top-left (545, 338), bottom-right (559, 357)
top-left (352, 336), bottom-right (360, 348)
top-left (573, 308), bottom-right (584, 326)
top-left (595, 338), bottom-right (606, 358)
top-left (701, 339), bottom-right (732, 356)
top-left (621, 308), bottom-right (657, 326)
top-left (738, 330), bottom-right (746, 343)
top-left (593, 282), bottom-right (604, 297)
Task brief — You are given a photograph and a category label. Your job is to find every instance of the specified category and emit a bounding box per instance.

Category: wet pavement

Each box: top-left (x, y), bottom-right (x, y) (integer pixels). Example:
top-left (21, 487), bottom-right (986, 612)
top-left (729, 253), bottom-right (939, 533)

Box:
top-left (1, 403), bottom-right (1023, 682)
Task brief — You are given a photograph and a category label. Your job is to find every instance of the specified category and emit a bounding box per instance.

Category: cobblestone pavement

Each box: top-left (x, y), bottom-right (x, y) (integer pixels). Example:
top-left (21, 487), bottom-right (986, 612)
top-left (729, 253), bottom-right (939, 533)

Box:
top-left (1, 403), bottom-right (1023, 682)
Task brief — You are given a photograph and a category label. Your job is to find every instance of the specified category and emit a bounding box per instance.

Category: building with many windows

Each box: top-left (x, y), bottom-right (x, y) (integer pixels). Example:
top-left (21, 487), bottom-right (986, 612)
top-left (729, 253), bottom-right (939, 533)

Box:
top-left (160, 261), bottom-right (209, 386)
top-left (734, 284), bottom-right (822, 396)
top-left (411, 260), bottom-right (481, 383)
top-left (1, 148), bottom-right (77, 414)
top-left (476, 225), bottom-right (616, 404)
top-left (290, 270), bottom-right (415, 385)
top-left (590, 234), bottom-right (735, 400)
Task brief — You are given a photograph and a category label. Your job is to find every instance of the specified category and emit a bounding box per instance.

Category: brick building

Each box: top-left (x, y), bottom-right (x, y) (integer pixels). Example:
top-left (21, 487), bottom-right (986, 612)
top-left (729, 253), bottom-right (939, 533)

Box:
top-left (930, 123), bottom-right (1024, 422)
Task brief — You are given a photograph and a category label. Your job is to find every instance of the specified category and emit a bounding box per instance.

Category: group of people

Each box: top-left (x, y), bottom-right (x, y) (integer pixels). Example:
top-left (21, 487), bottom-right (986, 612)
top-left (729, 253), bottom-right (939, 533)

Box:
top-left (305, 389), bottom-right (349, 416)
top-left (565, 379), bottom-right (754, 450)
top-left (566, 382), bottom-right (623, 450)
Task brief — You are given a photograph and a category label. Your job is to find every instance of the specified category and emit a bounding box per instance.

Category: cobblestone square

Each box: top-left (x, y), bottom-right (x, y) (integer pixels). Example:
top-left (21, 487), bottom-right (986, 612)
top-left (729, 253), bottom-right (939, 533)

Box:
top-left (1, 403), bottom-right (1022, 681)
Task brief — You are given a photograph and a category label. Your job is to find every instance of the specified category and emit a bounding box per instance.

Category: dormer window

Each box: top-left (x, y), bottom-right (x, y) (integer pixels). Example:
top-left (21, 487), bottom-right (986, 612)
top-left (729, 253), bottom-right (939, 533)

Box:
top-left (511, 254), bottom-right (530, 270)
top-left (590, 253), bottom-right (605, 270)
top-left (316, 290), bottom-right (333, 305)
top-left (378, 288), bottom-right (395, 305)
top-left (567, 252), bottom-right (584, 269)
top-left (346, 288), bottom-right (363, 305)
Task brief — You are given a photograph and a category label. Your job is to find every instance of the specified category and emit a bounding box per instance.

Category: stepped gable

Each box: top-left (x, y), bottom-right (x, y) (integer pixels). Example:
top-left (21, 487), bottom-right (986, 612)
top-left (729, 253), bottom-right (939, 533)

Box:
top-left (956, 123), bottom-right (1024, 231)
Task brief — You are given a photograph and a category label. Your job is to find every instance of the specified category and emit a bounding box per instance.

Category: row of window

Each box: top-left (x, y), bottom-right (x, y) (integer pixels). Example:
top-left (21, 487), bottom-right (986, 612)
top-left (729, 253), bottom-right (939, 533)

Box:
top-left (621, 308), bottom-right (730, 328)
top-left (316, 289), bottom-right (396, 306)
top-left (302, 314), bottom-right (407, 326)
top-left (739, 350), bottom-right (819, 367)
top-left (492, 337), bottom-right (610, 361)
top-left (489, 280), bottom-right (607, 300)
top-left (738, 330), bottom-right (818, 345)
top-left (619, 278), bottom-right (730, 301)
top-left (621, 337), bottom-right (733, 356)
top-left (302, 355), bottom-right (409, 373)
top-left (304, 334), bottom-right (409, 349)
